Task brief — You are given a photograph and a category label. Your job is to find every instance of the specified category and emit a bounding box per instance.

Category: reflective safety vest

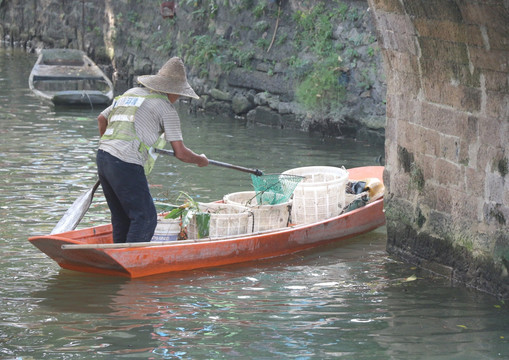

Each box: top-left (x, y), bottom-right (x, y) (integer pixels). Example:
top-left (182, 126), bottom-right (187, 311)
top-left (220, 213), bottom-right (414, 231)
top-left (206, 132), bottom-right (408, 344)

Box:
top-left (101, 94), bottom-right (167, 175)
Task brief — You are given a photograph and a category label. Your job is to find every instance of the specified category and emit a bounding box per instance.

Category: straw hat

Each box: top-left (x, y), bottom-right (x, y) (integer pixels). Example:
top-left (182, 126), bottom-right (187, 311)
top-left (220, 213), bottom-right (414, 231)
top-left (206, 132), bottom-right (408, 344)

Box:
top-left (137, 57), bottom-right (199, 99)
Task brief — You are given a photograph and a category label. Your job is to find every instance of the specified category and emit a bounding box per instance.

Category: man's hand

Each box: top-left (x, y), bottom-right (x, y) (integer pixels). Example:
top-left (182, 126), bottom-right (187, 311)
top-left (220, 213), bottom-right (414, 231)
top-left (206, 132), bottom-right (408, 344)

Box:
top-left (197, 154), bottom-right (209, 167)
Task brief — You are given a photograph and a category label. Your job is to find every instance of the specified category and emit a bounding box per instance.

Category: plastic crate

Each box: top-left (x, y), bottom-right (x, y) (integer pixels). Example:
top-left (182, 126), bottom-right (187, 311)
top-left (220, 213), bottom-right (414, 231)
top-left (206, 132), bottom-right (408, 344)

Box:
top-left (282, 166), bottom-right (349, 224)
top-left (223, 191), bottom-right (291, 232)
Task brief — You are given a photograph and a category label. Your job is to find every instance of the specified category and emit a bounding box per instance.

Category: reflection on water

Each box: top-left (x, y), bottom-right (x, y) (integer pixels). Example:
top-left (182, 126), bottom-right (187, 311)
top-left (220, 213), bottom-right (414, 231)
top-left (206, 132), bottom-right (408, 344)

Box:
top-left (1, 48), bottom-right (509, 360)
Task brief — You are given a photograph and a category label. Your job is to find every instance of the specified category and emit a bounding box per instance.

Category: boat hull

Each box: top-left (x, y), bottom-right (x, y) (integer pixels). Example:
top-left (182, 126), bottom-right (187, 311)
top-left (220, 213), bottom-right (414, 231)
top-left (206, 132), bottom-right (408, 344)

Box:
top-left (29, 166), bottom-right (386, 278)
top-left (52, 90), bottom-right (112, 106)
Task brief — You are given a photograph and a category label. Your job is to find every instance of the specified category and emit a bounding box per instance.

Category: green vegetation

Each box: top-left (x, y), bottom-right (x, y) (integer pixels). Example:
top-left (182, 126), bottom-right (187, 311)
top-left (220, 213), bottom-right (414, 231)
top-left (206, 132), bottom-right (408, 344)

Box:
top-left (92, 26), bottom-right (102, 38)
top-left (173, 0), bottom-right (276, 74)
top-left (295, 55), bottom-right (346, 113)
top-left (184, 34), bottom-right (222, 77)
top-left (182, 35), bottom-right (255, 76)
top-left (126, 10), bottom-right (139, 23)
top-left (358, 67), bottom-right (375, 91)
top-left (128, 37), bottom-right (142, 50)
top-left (291, 1), bottom-right (362, 114)
top-left (229, 45), bottom-right (255, 69)
top-left (253, 0), bottom-right (268, 18)
top-left (293, 3), bottom-right (340, 56)
top-left (165, 192), bottom-right (211, 239)
top-left (254, 20), bottom-right (270, 32)
top-left (256, 38), bottom-right (270, 50)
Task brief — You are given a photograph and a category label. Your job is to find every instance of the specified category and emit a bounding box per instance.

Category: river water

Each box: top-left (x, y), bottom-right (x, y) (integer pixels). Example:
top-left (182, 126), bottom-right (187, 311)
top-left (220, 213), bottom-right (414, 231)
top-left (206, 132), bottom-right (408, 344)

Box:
top-left (1, 47), bottom-right (508, 359)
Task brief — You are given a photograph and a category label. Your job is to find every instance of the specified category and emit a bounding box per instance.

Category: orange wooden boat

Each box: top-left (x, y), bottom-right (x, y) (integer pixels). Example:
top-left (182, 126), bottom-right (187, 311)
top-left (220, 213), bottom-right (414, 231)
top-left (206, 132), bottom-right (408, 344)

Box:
top-left (28, 166), bottom-right (385, 278)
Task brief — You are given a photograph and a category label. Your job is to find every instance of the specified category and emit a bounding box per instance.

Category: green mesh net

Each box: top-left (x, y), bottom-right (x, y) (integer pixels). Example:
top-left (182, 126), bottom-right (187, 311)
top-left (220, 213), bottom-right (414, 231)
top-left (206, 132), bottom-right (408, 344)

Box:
top-left (250, 174), bottom-right (304, 205)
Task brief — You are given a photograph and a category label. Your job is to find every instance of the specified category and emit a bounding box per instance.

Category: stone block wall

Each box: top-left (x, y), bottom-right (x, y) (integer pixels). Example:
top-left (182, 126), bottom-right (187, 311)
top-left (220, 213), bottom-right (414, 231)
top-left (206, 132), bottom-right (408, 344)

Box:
top-left (368, 0), bottom-right (509, 297)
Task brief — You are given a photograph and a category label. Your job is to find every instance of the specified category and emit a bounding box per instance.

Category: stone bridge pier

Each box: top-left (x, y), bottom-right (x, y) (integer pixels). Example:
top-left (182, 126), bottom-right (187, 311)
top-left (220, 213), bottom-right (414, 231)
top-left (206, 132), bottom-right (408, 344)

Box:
top-left (367, 0), bottom-right (509, 297)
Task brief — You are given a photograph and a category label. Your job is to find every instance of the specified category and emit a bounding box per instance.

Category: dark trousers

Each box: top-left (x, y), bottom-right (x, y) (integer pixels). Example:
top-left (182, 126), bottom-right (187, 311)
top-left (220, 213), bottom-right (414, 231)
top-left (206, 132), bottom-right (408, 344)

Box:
top-left (96, 150), bottom-right (157, 243)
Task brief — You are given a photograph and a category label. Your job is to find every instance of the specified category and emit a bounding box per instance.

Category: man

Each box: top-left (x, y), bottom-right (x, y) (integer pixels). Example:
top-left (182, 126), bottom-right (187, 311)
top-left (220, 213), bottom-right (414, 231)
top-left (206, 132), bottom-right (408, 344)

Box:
top-left (96, 57), bottom-right (208, 243)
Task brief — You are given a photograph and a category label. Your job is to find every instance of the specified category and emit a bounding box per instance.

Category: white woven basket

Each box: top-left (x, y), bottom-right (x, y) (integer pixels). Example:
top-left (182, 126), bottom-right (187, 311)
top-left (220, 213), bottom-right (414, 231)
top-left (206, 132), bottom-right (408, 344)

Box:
top-left (187, 202), bottom-right (254, 239)
top-left (223, 191), bottom-right (291, 232)
top-left (282, 166), bottom-right (349, 224)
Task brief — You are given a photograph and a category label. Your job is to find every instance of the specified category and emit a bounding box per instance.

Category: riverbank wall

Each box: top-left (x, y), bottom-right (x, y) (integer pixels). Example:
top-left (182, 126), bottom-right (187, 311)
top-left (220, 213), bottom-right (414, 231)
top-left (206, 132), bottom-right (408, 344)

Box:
top-left (0, 0), bottom-right (386, 145)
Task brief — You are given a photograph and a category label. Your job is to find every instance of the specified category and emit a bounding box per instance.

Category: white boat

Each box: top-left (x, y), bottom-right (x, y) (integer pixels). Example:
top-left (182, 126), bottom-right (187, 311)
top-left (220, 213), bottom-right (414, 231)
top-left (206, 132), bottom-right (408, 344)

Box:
top-left (29, 49), bottom-right (114, 106)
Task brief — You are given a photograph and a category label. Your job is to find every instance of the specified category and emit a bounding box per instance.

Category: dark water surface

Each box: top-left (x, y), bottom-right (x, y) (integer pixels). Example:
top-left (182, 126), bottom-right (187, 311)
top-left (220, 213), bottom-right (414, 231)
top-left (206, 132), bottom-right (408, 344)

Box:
top-left (1, 47), bottom-right (508, 359)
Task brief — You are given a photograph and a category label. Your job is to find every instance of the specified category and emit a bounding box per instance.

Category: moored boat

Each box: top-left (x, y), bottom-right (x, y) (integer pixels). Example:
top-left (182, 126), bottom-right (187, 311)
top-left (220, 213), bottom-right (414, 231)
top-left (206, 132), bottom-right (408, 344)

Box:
top-left (28, 166), bottom-right (385, 278)
top-left (28, 49), bottom-right (114, 107)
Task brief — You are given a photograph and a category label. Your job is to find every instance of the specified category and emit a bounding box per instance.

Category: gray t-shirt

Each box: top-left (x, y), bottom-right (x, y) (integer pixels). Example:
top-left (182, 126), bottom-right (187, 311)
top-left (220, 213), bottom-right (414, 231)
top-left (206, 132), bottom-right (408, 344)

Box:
top-left (98, 87), bottom-right (183, 166)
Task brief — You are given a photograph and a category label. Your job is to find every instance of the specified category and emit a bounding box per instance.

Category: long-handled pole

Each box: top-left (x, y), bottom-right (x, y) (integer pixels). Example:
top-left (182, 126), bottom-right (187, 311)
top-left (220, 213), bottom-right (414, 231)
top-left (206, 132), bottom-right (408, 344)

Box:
top-left (155, 148), bottom-right (263, 176)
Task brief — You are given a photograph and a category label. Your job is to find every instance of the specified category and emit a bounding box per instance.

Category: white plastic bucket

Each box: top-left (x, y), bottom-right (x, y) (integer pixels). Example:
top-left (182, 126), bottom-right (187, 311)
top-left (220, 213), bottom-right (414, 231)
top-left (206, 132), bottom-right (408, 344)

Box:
top-left (152, 215), bottom-right (180, 241)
